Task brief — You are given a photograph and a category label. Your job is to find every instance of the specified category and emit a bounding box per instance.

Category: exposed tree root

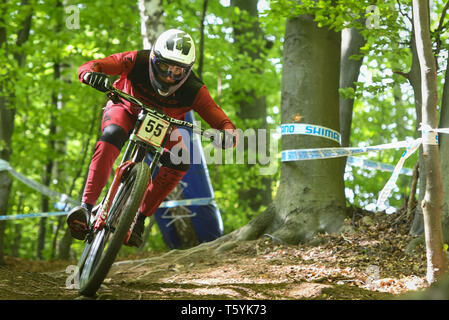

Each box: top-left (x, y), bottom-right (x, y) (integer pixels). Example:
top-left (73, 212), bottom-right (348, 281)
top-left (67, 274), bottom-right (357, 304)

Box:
top-left (118, 202), bottom-right (350, 269)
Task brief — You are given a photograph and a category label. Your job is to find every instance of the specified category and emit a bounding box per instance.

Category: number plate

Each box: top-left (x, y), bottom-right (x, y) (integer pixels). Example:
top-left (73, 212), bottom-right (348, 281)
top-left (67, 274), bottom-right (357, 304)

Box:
top-left (136, 113), bottom-right (170, 147)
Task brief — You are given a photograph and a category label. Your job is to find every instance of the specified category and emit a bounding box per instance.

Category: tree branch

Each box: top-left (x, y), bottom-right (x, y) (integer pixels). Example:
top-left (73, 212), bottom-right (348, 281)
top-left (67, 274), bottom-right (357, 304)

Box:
top-left (433, 0), bottom-right (449, 59)
top-left (393, 70), bottom-right (410, 80)
top-left (397, 0), bottom-right (413, 26)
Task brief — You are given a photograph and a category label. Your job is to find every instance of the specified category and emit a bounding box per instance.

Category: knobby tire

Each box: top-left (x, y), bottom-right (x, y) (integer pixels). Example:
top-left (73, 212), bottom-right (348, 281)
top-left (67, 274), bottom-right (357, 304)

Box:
top-left (78, 162), bottom-right (151, 297)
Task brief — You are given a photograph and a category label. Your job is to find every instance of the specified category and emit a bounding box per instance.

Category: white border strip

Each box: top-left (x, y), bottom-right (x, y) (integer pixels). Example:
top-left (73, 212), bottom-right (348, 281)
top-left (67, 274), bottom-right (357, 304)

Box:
top-left (280, 123), bottom-right (341, 144)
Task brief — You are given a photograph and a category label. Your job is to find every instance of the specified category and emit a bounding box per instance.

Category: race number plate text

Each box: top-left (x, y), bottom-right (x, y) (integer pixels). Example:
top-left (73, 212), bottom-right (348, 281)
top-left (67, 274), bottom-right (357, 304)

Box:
top-left (136, 113), bottom-right (170, 147)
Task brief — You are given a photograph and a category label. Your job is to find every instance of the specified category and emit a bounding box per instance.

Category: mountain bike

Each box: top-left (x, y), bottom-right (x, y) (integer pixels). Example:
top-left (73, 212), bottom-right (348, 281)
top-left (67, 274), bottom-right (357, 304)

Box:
top-left (76, 86), bottom-right (220, 297)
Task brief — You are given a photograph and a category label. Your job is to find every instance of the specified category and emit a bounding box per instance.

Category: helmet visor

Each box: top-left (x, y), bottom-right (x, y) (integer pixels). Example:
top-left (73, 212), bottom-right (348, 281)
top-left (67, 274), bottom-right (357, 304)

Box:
top-left (152, 56), bottom-right (190, 81)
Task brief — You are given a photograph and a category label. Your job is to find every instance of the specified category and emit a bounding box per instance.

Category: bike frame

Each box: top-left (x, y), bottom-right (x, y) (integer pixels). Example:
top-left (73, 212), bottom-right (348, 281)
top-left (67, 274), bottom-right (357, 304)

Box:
top-left (85, 87), bottom-right (213, 244)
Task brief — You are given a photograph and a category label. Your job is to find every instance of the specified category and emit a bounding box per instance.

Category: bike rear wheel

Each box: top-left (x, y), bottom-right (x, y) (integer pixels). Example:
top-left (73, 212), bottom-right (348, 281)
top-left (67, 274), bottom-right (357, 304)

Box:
top-left (78, 161), bottom-right (151, 297)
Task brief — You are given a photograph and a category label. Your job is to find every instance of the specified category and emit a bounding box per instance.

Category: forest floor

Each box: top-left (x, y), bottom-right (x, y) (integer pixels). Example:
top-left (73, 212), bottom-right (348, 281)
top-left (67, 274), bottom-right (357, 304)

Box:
top-left (0, 208), bottom-right (433, 301)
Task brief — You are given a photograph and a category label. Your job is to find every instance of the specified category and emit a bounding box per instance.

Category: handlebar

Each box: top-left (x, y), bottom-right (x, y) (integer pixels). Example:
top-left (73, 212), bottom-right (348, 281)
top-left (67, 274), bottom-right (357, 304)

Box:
top-left (105, 86), bottom-right (221, 142)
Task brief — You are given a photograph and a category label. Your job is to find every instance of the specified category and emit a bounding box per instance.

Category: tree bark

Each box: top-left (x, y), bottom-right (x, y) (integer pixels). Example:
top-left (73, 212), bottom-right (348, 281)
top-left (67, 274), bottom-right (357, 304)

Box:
top-left (57, 106), bottom-right (102, 259)
top-left (137, 0), bottom-right (166, 249)
top-left (37, 101), bottom-right (57, 260)
top-left (57, 97), bottom-right (102, 259)
top-left (408, 29), bottom-right (426, 236)
top-left (138, 0), bottom-right (164, 49)
top-left (339, 23), bottom-right (366, 149)
top-left (0, 0), bottom-right (32, 265)
top-left (412, 0), bottom-right (448, 283)
top-left (438, 53), bottom-right (449, 243)
top-left (268, 15), bottom-right (346, 244)
top-left (232, 0), bottom-right (272, 211)
top-left (197, 0), bottom-right (208, 79)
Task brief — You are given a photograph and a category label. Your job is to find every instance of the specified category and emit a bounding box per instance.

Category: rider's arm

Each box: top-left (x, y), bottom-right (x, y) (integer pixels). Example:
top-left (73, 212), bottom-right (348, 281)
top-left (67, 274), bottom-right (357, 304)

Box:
top-left (78, 51), bottom-right (137, 83)
top-left (193, 85), bottom-right (239, 148)
top-left (193, 86), bottom-right (236, 130)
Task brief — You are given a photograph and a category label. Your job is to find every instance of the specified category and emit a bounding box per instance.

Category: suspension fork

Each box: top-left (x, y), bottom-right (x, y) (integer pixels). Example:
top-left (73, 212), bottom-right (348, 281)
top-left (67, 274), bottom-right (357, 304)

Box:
top-left (93, 160), bottom-right (136, 230)
top-left (123, 146), bottom-right (166, 245)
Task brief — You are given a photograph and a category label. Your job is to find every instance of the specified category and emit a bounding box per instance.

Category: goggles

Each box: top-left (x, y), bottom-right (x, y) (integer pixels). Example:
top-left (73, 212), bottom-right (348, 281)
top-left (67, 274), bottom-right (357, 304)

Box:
top-left (152, 56), bottom-right (189, 81)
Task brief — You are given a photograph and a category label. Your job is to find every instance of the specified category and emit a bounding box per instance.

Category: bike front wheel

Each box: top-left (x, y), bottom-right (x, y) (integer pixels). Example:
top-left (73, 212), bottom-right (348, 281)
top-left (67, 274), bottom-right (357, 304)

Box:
top-left (78, 161), bottom-right (151, 297)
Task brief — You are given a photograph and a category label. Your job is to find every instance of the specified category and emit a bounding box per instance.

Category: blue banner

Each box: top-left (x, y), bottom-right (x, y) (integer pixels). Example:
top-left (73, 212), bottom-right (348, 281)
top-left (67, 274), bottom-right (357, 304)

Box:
top-left (153, 111), bottom-right (223, 249)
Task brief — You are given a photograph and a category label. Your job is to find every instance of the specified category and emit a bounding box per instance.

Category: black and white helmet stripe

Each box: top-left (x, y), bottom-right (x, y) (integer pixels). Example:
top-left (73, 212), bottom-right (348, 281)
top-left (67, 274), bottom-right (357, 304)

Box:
top-left (165, 32), bottom-right (193, 56)
top-left (149, 29), bottom-right (196, 96)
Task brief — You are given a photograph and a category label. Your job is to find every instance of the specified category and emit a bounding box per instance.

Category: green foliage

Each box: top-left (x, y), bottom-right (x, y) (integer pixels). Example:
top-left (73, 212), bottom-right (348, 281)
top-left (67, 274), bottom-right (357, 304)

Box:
top-left (2, 0), bottom-right (449, 261)
top-left (2, 0), bottom-right (141, 260)
top-left (344, 0), bottom-right (449, 211)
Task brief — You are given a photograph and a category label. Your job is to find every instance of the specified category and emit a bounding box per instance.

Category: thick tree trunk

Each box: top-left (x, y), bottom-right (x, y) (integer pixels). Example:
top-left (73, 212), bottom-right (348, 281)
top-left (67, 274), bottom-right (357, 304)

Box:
top-left (188, 15), bottom-right (346, 246)
top-left (269, 15), bottom-right (346, 244)
top-left (412, 0), bottom-right (448, 283)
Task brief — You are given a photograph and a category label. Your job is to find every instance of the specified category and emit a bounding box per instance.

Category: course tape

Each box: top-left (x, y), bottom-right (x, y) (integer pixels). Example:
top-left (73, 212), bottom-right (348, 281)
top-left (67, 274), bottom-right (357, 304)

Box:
top-left (158, 197), bottom-right (214, 208)
top-left (376, 138), bottom-right (422, 209)
top-left (281, 123), bottom-right (341, 144)
top-left (0, 211), bottom-right (68, 221)
top-left (0, 159), bottom-right (78, 206)
top-left (377, 125), bottom-right (449, 209)
top-left (1, 159), bottom-right (216, 220)
top-left (280, 138), bottom-right (422, 210)
top-left (346, 156), bottom-right (413, 176)
top-left (0, 197), bottom-right (215, 221)
top-left (419, 123), bottom-right (449, 135)
top-left (281, 139), bottom-right (417, 162)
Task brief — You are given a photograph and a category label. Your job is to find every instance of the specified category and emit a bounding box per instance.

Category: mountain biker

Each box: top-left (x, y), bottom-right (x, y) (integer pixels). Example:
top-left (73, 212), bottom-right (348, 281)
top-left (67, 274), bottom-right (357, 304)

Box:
top-left (67, 29), bottom-right (238, 247)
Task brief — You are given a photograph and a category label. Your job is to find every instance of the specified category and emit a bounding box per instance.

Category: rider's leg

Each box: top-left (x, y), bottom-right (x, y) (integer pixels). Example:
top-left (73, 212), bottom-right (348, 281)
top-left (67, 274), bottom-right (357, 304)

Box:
top-left (139, 166), bottom-right (188, 217)
top-left (67, 104), bottom-right (135, 240)
top-left (126, 165), bottom-right (188, 247)
top-left (139, 128), bottom-right (190, 218)
top-left (82, 105), bottom-right (135, 207)
top-left (126, 130), bottom-right (190, 247)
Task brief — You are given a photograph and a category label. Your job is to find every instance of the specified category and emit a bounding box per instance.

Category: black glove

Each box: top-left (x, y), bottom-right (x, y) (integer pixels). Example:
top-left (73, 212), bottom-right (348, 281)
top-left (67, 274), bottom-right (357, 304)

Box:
top-left (83, 72), bottom-right (111, 92)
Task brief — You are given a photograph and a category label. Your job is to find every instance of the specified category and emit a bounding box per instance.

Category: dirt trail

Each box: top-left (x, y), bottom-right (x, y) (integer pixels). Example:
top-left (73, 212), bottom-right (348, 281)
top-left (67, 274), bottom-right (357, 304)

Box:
top-left (0, 211), bottom-right (430, 300)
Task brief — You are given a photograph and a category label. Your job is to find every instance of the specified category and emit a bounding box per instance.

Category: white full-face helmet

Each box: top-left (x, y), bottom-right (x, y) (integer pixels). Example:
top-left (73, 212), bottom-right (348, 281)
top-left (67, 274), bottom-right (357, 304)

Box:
top-left (149, 29), bottom-right (196, 96)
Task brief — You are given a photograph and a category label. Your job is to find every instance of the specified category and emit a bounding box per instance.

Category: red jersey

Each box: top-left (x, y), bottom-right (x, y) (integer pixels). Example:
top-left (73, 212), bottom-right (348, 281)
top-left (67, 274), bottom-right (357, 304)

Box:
top-left (78, 50), bottom-right (235, 130)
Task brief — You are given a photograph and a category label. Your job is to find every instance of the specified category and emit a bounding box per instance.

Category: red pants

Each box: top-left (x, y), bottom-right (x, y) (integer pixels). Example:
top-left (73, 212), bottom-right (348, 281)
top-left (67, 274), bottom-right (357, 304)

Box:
top-left (82, 103), bottom-right (189, 217)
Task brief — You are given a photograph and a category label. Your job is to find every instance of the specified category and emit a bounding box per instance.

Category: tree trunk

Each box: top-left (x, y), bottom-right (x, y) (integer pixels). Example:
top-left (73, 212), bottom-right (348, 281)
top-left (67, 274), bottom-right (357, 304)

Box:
top-left (11, 194), bottom-right (24, 257)
top-left (229, 15), bottom-right (346, 244)
top-left (412, 0), bottom-right (448, 283)
top-left (0, 96), bottom-right (13, 265)
top-left (36, 111), bottom-right (56, 260)
top-left (0, 0), bottom-right (11, 266)
top-left (57, 100), bottom-right (102, 259)
top-left (136, 0), bottom-right (167, 249)
top-left (339, 23), bottom-right (366, 149)
top-left (197, 0), bottom-right (208, 79)
top-left (268, 15), bottom-right (346, 243)
top-left (37, 0), bottom-right (64, 258)
top-left (408, 29), bottom-right (426, 236)
top-left (438, 54), bottom-right (449, 243)
top-left (0, 0), bottom-right (32, 265)
top-left (138, 0), bottom-right (164, 49)
top-left (232, 0), bottom-right (272, 211)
